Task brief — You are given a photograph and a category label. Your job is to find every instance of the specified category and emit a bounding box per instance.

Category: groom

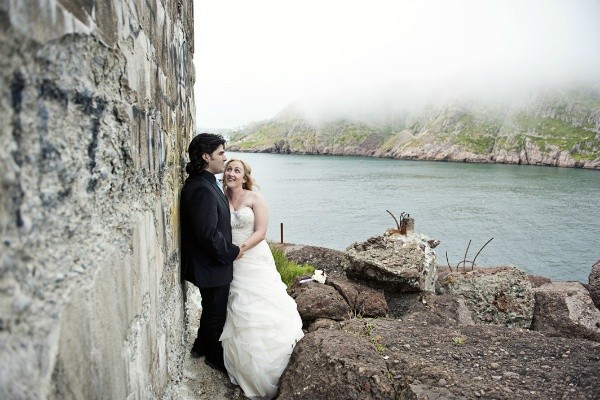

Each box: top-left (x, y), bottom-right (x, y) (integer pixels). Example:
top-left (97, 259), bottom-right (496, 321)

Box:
top-left (180, 133), bottom-right (242, 372)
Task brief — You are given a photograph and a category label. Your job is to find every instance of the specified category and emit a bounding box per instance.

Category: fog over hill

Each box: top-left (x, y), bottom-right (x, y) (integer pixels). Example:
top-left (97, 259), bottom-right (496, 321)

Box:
top-left (228, 83), bottom-right (600, 169)
top-left (195, 0), bottom-right (600, 129)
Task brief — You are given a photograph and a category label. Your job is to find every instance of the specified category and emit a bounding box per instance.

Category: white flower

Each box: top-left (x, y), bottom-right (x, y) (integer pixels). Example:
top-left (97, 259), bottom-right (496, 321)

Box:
top-left (311, 269), bottom-right (327, 284)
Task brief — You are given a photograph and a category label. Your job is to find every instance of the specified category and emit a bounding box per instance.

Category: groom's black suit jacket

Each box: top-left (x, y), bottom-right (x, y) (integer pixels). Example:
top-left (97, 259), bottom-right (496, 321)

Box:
top-left (180, 169), bottom-right (240, 288)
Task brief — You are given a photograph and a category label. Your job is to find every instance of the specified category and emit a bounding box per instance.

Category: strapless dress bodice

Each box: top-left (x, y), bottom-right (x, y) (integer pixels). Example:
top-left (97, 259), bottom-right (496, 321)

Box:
top-left (231, 207), bottom-right (254, 245)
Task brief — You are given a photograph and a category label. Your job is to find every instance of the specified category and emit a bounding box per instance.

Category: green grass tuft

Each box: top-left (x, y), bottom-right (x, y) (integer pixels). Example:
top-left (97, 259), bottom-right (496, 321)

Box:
top-left (270, 246), bottom-right (315, 289)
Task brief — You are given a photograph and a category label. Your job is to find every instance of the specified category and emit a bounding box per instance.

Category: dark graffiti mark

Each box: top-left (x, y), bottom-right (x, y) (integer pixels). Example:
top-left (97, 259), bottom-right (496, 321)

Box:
top-left (38, 81), bottom-right (108, 192)
top-left (36, 105), bottom-right (60, 163)
top-left (11, 72), bottom-right (25, 112)
top-left (39, 79), bottom-right (68, 107)
top-left (11, 72), bottom-right (25, 167)
top-left (36, 96), bottom-right (73, 207)
top-left (0, 10), bottom-right (9, 34)
top-left (73, 92), bottom-right (107, 192)
top-left (11, 71), bottom-right (25, 159)
top-left (10, 72), bottom-right (26, 228)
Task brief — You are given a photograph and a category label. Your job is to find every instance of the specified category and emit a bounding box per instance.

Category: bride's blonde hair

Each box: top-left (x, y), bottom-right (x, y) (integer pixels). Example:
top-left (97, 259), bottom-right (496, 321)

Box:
top-left (223, 158), bottom-right (259, 191)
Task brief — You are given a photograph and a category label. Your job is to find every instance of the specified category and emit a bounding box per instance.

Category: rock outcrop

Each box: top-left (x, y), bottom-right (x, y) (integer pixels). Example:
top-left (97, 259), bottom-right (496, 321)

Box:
top-left (291, 275), bottom-right (388, 324)
top-left (327, 277), bottom-right (388, 318)
top-left (532, 281), bottom-right (600, 342)
top-left (343, 232), bottom-right (439, 293)
top-left (275, 243), bottom-right (346, 276)
top-left (275, 242), bottom-right (600, 399)
top-left (291, 281), bottom-right (351, 323)
top-left (437, 266), bottom-right (535, 329)
top-left (278, 328), bottom-right (394, 399)
top-left (589, 259), bottom-right (600, 310)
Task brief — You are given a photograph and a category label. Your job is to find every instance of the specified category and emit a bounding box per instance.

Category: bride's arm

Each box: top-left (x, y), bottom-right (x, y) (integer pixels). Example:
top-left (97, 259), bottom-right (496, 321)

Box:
top-left (239, 192), bottom-right (269, 251)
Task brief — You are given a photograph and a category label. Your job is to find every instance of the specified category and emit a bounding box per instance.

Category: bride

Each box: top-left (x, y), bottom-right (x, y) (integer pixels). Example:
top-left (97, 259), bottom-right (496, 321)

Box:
top-left (219, 158), bottom-right (304, 399)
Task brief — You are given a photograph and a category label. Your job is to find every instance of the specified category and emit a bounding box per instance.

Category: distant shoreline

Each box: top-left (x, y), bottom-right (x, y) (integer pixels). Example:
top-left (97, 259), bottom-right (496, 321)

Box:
top-left (229, 147), bottom-right (600, 171)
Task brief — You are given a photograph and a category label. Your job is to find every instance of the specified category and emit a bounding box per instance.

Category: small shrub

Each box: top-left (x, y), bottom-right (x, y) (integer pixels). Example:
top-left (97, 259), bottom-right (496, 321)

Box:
top-left (365, 320), bottom-right (374, 335)
top-left (270, 246), bottom-right (315, 289)
top-left (452, 336), bottom-right (465, 346)
top-left (371, 334), bottom-right (386, 354)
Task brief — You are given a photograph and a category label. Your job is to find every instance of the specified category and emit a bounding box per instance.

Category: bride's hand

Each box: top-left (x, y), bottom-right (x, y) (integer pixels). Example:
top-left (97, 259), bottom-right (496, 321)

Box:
top-left (236, 244), bottom-right (247, 260)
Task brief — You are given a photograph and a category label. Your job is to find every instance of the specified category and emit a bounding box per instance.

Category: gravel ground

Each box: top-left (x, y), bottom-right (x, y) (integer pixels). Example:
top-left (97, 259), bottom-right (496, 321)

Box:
top-left (172, 334), bottom-right (246, 399)
top-left (171, 289), bottom-right (247, 400)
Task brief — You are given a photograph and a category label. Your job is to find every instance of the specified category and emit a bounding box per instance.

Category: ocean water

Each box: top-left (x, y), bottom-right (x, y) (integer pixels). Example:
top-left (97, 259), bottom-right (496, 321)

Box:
top-left (227, 152), bottom-right (600, 282)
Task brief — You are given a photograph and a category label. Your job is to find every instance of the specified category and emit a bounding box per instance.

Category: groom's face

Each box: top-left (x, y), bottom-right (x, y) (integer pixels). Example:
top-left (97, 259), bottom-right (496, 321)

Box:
top-left (204, 145), bottom-right (227, 174)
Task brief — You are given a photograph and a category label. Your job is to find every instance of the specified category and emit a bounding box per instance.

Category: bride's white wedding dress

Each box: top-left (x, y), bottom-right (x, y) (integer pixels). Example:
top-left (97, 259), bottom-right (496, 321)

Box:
top-left (220, 207), bottom-right (304, 399)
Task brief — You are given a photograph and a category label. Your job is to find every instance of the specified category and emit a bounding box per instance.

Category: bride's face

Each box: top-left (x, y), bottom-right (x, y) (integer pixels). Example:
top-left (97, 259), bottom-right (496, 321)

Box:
top-left (224, 161), bottom-right (246, 189)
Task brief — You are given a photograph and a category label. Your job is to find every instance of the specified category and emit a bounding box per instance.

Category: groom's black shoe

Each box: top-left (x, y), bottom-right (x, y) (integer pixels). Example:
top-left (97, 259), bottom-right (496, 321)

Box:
top-left (190, 343), bottom-right (206, 358)
top-left (204, 358), bottom-right (227, 374)
top-left (190, 347), bottom-right (205, 358)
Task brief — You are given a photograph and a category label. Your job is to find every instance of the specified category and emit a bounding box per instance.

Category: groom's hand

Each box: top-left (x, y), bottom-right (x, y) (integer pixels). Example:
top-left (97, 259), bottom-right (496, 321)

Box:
top-left (235, 244), bottom-right (247, 260)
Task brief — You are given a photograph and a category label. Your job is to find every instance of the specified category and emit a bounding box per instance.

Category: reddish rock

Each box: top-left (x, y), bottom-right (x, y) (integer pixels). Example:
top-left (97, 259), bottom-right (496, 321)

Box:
top-left (532, 281), bottom-right (600, 342)
top-left (278, 318), bottom-right (600, 399)
top-left (290, 280), bottom-right (350, 324)
top-left (589, 259), bottom-right (600, 310)
top-left (528, 274), bottom-right (552, 288)
top-left (278, 328), bottom-right (393, 399)
top-left (327, 277), bottom-right (388, 317)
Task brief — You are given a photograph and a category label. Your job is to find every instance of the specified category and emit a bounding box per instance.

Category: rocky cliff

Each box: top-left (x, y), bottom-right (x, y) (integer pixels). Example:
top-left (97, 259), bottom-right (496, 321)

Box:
top-left (0, 1), bottom-right (193, 398)
top-left (228, 86), bottom-right (600, 169)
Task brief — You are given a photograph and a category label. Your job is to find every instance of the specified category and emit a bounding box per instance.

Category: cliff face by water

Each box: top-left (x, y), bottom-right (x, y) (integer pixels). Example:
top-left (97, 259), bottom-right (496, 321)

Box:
top-left (228, 86), bottom-right (600, 169)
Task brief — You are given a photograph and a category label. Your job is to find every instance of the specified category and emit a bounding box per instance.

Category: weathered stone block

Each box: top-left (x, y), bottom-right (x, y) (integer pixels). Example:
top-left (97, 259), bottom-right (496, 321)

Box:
top-left (343, 232), bottom-right (438, 293)
top-left (278, 328), bottom-right (392, 399)
top-left (436, 266), bottom-right (534, 329)
top-left (532, 281), bottom-right (600, 342)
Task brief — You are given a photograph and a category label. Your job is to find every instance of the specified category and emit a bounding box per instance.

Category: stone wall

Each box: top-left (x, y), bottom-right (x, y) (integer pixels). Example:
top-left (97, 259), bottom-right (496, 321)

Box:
top-left (0, 1), bottom-right (194, 398)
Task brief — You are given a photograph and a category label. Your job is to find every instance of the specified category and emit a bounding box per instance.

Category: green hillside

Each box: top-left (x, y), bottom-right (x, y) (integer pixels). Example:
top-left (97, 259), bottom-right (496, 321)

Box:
top-left (228, 86), bottom-right (600, 168)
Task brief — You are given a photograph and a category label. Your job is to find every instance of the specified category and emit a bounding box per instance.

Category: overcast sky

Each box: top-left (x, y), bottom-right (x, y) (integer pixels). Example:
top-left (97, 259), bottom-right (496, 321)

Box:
top-left (193, 0), bottom-right (600, 129)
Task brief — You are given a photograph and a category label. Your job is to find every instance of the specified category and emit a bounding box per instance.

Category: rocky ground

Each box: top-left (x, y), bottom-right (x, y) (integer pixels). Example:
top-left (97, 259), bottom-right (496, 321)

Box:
top-left (172, 290), bottom-right (246, 400)
top-left (171, 244), bottom-right (600, 399)
top-left (173, 292), bottom-right (599, 400)
top-left (277, 296), bottom-right (600, 399)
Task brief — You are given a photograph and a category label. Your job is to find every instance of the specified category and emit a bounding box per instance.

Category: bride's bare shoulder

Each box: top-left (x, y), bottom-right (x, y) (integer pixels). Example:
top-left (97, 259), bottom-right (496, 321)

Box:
top-left (247, 190), bottom-right (267, 206)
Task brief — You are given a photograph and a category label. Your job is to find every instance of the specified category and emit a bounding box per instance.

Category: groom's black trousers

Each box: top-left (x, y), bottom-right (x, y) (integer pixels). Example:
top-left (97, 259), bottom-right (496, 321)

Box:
top-left (195, 284), bottom-right (230, 368)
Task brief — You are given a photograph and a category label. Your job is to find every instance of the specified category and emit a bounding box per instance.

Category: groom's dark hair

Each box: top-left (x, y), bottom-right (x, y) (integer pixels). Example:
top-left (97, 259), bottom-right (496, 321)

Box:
top-left (186, 133), bottom-right (226, 174)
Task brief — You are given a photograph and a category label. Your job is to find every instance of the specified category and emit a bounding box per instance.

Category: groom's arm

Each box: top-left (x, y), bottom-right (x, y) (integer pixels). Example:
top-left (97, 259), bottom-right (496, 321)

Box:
top-left (189, 187), bottom-right (240, 263)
